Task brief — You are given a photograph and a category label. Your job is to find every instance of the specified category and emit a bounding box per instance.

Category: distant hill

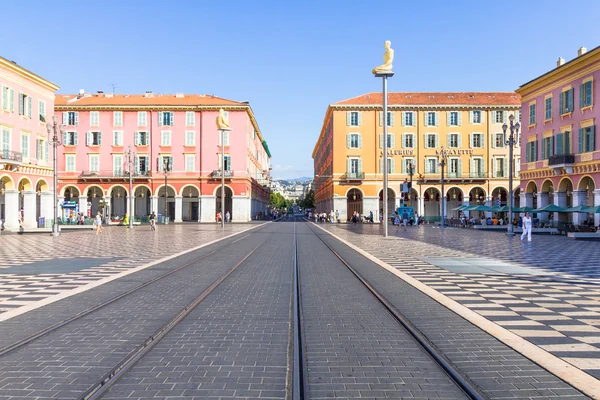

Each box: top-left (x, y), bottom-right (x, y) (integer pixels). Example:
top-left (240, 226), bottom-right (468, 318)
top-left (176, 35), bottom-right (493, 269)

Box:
top-left (287, 177), bottom-right (312, 182)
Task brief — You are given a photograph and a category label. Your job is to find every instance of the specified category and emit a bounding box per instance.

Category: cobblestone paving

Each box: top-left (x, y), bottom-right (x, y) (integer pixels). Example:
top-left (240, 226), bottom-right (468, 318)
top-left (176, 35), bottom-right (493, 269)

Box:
top-left (317, 222), bottom-right (600, 381)
top-left (311, 222), bottom-right (589, 400)
top-left (102, 223), bottom-right (293, 400)
top-left (297, 222), bottom-right (468, 399)
top-left (0, 224), bottom-right (261, 316)
top-left (0, 226), bottom-right (274, 399)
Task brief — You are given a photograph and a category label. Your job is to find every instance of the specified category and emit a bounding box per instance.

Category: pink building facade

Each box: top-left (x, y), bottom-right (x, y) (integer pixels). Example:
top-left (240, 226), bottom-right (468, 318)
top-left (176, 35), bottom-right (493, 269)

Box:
top-left (517, 46), bottom-right (600, 226)
top-left (0, 56), bottom-right (59, 231)
top-left (54, 92), bottom-right (271, 223)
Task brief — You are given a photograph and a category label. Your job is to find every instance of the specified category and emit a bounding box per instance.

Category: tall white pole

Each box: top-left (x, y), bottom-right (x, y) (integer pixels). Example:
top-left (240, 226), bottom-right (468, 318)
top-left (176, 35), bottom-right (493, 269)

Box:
top-left (128, 145), bottom-right (134, 229)
top-left (221, 129), bottom-right (225, 229)
top-left (52, 128), bottom-right (59, 236)
top-left (382, 76), bottom-right (389, 238)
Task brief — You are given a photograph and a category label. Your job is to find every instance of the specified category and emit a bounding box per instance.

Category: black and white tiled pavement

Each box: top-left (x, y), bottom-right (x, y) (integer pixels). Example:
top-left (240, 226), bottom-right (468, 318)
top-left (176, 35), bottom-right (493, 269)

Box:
top-left (318, 223), bottom-right (600, 379)
top-left (0, 224), bottom-right (261, 316)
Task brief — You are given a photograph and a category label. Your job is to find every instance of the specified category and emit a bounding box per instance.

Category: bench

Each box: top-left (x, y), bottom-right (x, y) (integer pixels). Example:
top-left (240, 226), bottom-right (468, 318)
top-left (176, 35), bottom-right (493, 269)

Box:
top-left (515, 227), bottom-right (559, 234)
top-left (568, 232), bottom-right (600, 240)
top-left (473, 225), bottom-right (508, 230)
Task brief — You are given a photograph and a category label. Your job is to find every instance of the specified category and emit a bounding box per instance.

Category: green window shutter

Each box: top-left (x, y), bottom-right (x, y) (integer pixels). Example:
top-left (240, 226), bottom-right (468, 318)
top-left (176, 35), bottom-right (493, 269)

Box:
top-left (379, 112), bottom-right (383, 126)
top-left (358, 134), bottom-right (362, 149)
top-left (390, 134), bottom-right (395, 148)
top-left (379, 158), bottom-right (383, 174)
top-left (534, 140), bottom-right (538, 161)
top-left (579, 128), bottom-right (584, 153)
top-left (541, 138), bottom-right (546, 160)
top-left (491, 133), bottom-right (496, 149)
top-left (158, 112), bottom-right (163, 126)
top-left (63, 132), bottom-right (68, 144)
top-left (469, 133), bottom-right (473, 148)
top-left (74, 112), bottom-right (79, 126)
top-left (525, 143), bottom-right (530, 162)
top-left (469, 111), bottom-right (474, 123)
top-left (556, 133), bottom-right (563, 155)
top-left (586, 81), bottom-right (593, 106)
top-left (357, 159), bottom-right (362, 174)
top-left (74, 132), bottom-right (78, 146)
top-left (503, 111), bottom-right (507, 123)
top-left (357, 112), bottom-right (362, 126)
top-left (27, 97), bottom-right (32, 117)
top-left (446, 112), bottom-right (451, 126)
top-left (379, 134), bottom-right (383, 148)
top-left (346, 112), bottom-right (351, 126)
top-left (591, 126), bottom-right (596, 151)
top-left (424, 134), bottom-right (428, 148)
top-left (470, 158), bottom-right (475, 175)
top-left (401, 133), bottom-right (406, 148)
top-left (401, 158), bottom-right (406, 174)
top-left (457, 111), bottom-right (462, 126)
top-left (98, 132), bottom-right (102, 145)
top-left (458, 159), bottom-right (462, 176)
top-left (503, 157), bottom-right (508, 177)
top-left (346, 134), bottom-right (351, 148)
top-left (559, 93), bottom-right (564, 114)
top-left (549, 136), bottom-right (554, 157)
top-left (580, 84), bottom-right (585, 109)
top-left (493, 158), bottom-right (498, 178)
top-left (568, 88), bottom-right (574, 111)
top-left (401, 112), bottom-right (406, 126)
top-left (63, 112), bottom-right (68, 125)
top-left (389, 112), bottom-right (395, 127)
top-left (135, 132), bottom-right (140, 146)
top-left (481, 134), bottom-right (485, 148)
top-left (347, 157), bottom-right (352, 174)
top-left (390, 159), bottom-right (395, 174)
top-left (434, 134), bottom-right (439, 148)
top-left (86, 132), bottom-right (91, 146)
top-left (435, 111), bottom-right (440, 126)
top-left (457, 134), bottom-right (462, 148)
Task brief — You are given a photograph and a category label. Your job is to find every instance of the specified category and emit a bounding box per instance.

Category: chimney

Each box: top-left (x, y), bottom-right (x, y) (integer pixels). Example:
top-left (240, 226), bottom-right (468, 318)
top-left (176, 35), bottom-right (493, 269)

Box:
top-left (578, 46), bottom-right (588, 56)
top-left (144, 91), bottom-right (154, 98)
top-left (557, 57), bottom-right (565, 67)
top-left (175, 92), bottom-right (184, 98)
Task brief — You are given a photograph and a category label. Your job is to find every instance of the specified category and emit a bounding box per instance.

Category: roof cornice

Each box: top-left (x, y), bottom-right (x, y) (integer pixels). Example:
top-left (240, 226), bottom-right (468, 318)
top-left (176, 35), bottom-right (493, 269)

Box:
top-left (330, 104), bottom-right (519, 110)
top-left (0, 57), bottom-right (59, 92)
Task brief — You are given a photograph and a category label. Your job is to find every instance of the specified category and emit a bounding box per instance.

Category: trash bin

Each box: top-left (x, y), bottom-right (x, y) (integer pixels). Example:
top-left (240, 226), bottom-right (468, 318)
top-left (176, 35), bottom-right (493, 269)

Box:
top-left (38, 217), bottom-right (45, 228)
top-left (157, 214), bottom-right (163, 224)
top-left (164, 216), bottom-right (169, 224)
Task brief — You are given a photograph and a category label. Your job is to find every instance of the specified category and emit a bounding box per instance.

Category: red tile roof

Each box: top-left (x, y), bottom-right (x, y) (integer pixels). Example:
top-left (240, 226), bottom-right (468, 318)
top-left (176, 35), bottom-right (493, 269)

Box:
top-left (334, 92), bottom-right (520, 106)
top-left (54, 93), bottom-right (244, 107)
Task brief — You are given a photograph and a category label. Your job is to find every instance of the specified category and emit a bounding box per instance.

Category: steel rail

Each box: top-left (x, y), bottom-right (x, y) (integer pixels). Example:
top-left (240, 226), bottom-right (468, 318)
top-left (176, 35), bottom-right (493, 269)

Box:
top-left (0, 223), bottom-right (271, 359)
top-left (291, 219), bottom-right (307, 400)
top-left (304, 221), bottom-right (490, 400)
top-left (80, 231), bottom-right (275, 400)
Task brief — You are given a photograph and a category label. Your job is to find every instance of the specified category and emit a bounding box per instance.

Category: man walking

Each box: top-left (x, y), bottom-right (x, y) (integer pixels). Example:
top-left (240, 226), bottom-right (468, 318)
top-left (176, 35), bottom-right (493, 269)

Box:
top-left (521, 212), bottom-right (532, 242)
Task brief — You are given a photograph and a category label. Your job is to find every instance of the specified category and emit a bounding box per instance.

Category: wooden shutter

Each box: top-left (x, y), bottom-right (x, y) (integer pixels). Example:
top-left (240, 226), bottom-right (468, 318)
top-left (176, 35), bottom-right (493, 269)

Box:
top-left (346, 112), bottom-right (351, 126)
top-left (86, 132), bottom-right (91, 146)
top-left (580, 84), bottom-right (585, 109)
top-left (379, 112), bottom-right (383, 126)
top-left (346, 134), bottom-right (351, 148)
top-left (458, 159), bottom-right (463, 176)
top-left (379, 158), bottom-right (383, 174)
top-left (556, 133), bottom-right (563, 155)
top-left (447, 133), bottom-right (452, 147)
top-left (357, 134), bottom-right (362, 149)
top-left (158, 112), bottom-right (163, 126)
top-left (457, 111), bottom-right (462, 126)
top-left (579, 128), bottom-right (584, 153)
top-left (568, 88), bottom-right (574, 112)
top-left (390, 158), bottom-right (395, 174)
top-left (357, 112), bottom-right (362, 126)
top-left (434, 134), bottom-right (440, 148)
top-left (63, 112), bottom-right (68, 125)
top-left (98, 132), bottom-right (102, 145)
top-left (457, 134), bottom-right (462, 148)
top-left (435, 111), bottom-right (440, 126)
top-left (74, 132), bottom-right (78, 146)
top-left (401, 112), bottom-right (406, 126)
top-left (491, 133), bottom-right (496, 149)
top-left (347, 157), bottom-right (352, 174)
top-left (357, 159), bottom-right (363, 174)
top-left (389, 112), bottom-right (395, 127)
top-left (27, 97), bottom-right (32, 117)
top-left (446, 112), bottom-right (451, 126)
top-left (73, 112), bottom-right (78, 126)
top-left (390, 134), bottom-right (395, 148)
top-left (401, 133), bottom-right (406, 148)
top-left (379, 134), bottom-right (383, 148)
top-left (423, 134), bottom-right (428, 148)
top-left (590, 126), bottom-right (596, 151)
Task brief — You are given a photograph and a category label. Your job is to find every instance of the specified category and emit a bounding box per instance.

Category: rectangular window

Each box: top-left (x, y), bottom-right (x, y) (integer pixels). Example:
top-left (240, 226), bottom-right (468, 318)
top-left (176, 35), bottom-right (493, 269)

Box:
top-left (472, 133), bottom-right (483, 148)
top-left (21, 134), bottom-right (29, 158)
top-left (185, 154), bottom-right (195, 171)
top-left (89, 111), bottom-right (99, 127)
top-left (581, 80), bottom-right (593, 108)
top-left (472, 158), bottom-right (483, 177)
top-left (403, 133), bottom-right (414, 148)
top-left (525, 141), bottom-right (538, 162)
top-left (449, 158), bottom-right (459, 175)
top-left (137, 111), bottom-right (147, 126)
top-left (426, 158), bottom-right (438, 174)
top-left (158, 111), bottom-right (174, 126)
top-left (1, 86), bottom-right (9, 110)
top-left (160, 155), bottom-right (173, 172)
top-left (220, 155), bottom-right (231, 171)
top-left (349, 133), bottom-right (360, 148)
top-left (387, 133), bottom-right (393, 148)
top-left (113, 155), bottom-right (123, 175)
top-left (137, 156), bottom-right (148, 174)
top-left (449, 133), bottom-right (459, 148)
top-left (516, 110), bottom-right (521, 123)
top-left (64, 131), bottom-right (78, 146)
top-left (379, 111), bottom-right (394, 127)
top-left (186, 111), bottom-right (195, 126)
top-left (18, 93), bottom-right (32, 117)
top-left (219, 131), bottom-right (230, 146)
top-left (471, 110), bottom-right (482, 124)
top-left (496, 158), bottom-right (505, 177)
top-left (404, 111), bottom-right (414, 126)
top-left (65, 155), bottom-right (76, 172)
top-left (135, 131), bottom-right (149, 146)
top-left (579, 126), bottom-right (596, 153)
top-left (402, 157), bottom-right (416, 175)
top-left (161, 131), bottom-right (171, 146)
top-left (38, 101), bottom-right (46, 122)
top-left (449, 111), bottom-right (459, 126)
top-left (1, 128), bottom-right (10, 151)
top-left (113, 131), bottom-right (123, 146)
top-left (89, 155), bottom-right (99, 172)
top-left (64, 111), bottom-right (78, 126)
top-left (350, 158), bottom-right (359, 174)
top-left (542, 136), bottom-right (554, 159)
top-left (495, 133), bottom-right (504, 148)
top-left (113, 111), bottom-right (123, 127)
top-left (427, 134), bottom-right (436, 148)
top-left (87, 131), bottom-right (102, 146)
top-left (529, 103), bottom-right (536, 124)
top-left (495, 111), bottom-right (504, 123)
top-left (560, 89), bottom-right (574, 114)
top-left (426, 112), bottom-right (436, 126)
top-left (185, 131), bottom-right (195, 146)
top-left (545, 97), bottom-right (552, 120)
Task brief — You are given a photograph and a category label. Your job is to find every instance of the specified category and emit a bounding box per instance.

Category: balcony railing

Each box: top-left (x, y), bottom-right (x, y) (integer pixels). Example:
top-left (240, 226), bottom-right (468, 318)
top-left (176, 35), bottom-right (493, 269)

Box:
top-left (446, 172), bottom-right (462, 178)
top-left (469, 172), bottom-right (486, 178)
top-left (79, 170), bottom-right (151, 178)
top-left (344, 171), bottom-right (365, 180)
top-left (0, 150), bottom-right (23, 163)
top-left (548, 154), bottom-right (575, 166)
top-left (211, 169), bottom-right (234, 178)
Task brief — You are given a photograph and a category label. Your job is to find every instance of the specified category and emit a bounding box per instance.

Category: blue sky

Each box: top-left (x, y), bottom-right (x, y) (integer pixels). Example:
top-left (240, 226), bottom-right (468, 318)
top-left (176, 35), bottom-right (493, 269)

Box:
top-left (3, 0), bottom-right (599, 179)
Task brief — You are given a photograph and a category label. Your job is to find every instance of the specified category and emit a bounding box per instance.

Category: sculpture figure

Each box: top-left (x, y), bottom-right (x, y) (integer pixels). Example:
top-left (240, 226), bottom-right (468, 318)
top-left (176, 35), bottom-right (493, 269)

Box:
top-left (216, 108), bottom-right (231, 130)
top-left (372, 40), bottom-right (394, 74)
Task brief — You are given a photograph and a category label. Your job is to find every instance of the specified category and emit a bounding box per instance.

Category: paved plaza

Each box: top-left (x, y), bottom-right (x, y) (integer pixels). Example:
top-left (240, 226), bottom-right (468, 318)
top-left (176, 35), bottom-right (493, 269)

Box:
top-left (316, 222), bottom-right (600, 383)
top-left (0, 223), bottom-right (262, 320)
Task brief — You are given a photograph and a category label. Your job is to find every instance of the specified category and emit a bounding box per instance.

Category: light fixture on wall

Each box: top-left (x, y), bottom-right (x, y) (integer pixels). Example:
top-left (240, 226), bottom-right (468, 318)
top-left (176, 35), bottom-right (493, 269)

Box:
top-left (452, 189), bottom-right (457, 200)
top-left (37, 190), bottom-right (41, 196)
top-left (188, 188), bottom-right (193, 198)
top-left (352, 192), bottom-right (356, 201)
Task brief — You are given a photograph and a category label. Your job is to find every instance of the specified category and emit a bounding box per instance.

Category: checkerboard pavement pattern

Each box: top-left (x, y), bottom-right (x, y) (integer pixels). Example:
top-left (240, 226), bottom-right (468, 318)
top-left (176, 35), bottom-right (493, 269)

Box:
top-left (0, 224), bottom-right (261, 315)
top-left (318, 223), bottom-right (600, 380)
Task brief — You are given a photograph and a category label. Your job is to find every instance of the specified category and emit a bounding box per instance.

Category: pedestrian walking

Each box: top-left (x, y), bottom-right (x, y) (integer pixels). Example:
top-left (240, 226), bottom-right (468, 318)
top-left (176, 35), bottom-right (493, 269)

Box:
top-left (225, 211), bottom-right (231, 223)
top-left (335, 210), bottom-right (339, 223)
top-left (521, 212), bottom-right (532, 242)
top-left (394, 214), bottom-right (400, 232)
top-left (402, 211), bottom-right (408, 231)
top-left (149, 211), bottom-right (157, 232)
top-left (94, 211), bottom-right (103, 235)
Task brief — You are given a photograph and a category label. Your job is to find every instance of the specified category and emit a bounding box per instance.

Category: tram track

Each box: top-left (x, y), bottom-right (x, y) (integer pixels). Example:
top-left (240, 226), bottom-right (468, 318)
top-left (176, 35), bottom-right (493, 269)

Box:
top-left (298, 219), bottom-right (489, 400)
top-left (0, 223), bottom-right (272, 360)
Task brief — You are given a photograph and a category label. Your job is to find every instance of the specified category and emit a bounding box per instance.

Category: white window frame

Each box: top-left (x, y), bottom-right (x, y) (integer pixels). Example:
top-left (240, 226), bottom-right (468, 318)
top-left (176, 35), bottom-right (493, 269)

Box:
top-left (427, 133), bottom-right (436, 148)
top-left (471, 110), bottom-right (482, 124)
top-left (38, 101), bottom-right (46, 122)
top-left (449, 133), bottom-right (459, 148)
top-left (349, 133), bottom-right (360, 149)
top-left (185, 154), bottom-right (195, 172)
top-left (65, 154), bottom-right (76, 172)
top-left (113, 130), bottom-right (123, 146)
top-left (185, 131), bottom-right (195, 146)
top-left (136, 155), bottom-right (148, 174)
top-left (494, 133), bottom-right (505, 148)
top-left (87, 131), bottom-right (102, 146)
top-left (426, 112), bottom-right (436, 126)
top-left (113, 111), bottom-right (123, 127)
top-left (404, 111), bottom-right (414, 126)
top-left (219, 131), bottom-right (230, 146)
top-left (403, 133), bottom-right (414, 148)
top-left (403, 157), bottom-right (416, 174)
top-left (186, 111), bottom-right (195, 127)
top-left (135, 131), bottom-right (149, 146)
top-left (471, 156), bottom-right (484, 177)
top-left (21, 133), bottom-right (30, 159)
top-left (137, 111), bottom-right (147, 126)
top-left (449, 111), bottom-right (459, 126)
top-left (449, 157), bottom-right (460, 175)
top-left (89, 154), bottom-right (100, 172)
top-left (472, 133), bottom-right (484, 148)
top-left (113, 154), bottom-right (123, 175)
top-left (1, 127), bottom-right (11, 151)
top-left (65, 131), bottom-right (77, 146)
top-left (161, 131), bottom-right (171, 146)
top-left (90, 111), bottom-right (100, 127)
top-left (425, 157), bottom-right (438, 174)
top-left (495, 110), bottom-right (504, 123)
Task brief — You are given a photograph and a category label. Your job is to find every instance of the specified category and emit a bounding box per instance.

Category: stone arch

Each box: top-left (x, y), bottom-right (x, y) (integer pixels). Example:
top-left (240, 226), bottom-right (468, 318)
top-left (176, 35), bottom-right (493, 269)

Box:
top-left (541, 179), bottom-right (554, 193)
top-left (107, 184), bottom-right (129, 196)
top-left (180, 185), bottom-right (200, 221)
top-left (444, 186), bottom-right (465, 198)
top-left (35, 178), bottom-right (49, 192)
top-left (577, 175), bottom-right (596, 191)
top-left (343, 186), bottom-right (364, 198)
top-left (180, 184), bottom-right (200, 197)
top-left (558, 177), bottom-right (574, 192)
top-left (155, 184), bottom-right (177, 197)
top-left (468, 186), bottom-right (487, 202)
top-left (83, 185), bottom-right (105, 197)
top-left (0, 174), bottom-right (15, 190)
top-left (17, 177), bottom-right (32, 191)
top-left (346, 188), bottom-right (363, 221)
top-left (525, 181), bottom-right (538, 193)
top-left (133, 184), bottom-right (152, 196)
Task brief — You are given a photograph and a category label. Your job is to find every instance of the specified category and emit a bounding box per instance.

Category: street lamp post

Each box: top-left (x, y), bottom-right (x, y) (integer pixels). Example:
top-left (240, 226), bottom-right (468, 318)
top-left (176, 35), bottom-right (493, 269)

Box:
top-left (46, 116), bottom-right (64, 237)
top-left (162, 158), bottom-right (169, 224)
top-left (437, 146), bottom-right (449, 228)
top-left (502, 114), bottom-right (520, 236)
top-left (126, 145), bottom-right (135, 229)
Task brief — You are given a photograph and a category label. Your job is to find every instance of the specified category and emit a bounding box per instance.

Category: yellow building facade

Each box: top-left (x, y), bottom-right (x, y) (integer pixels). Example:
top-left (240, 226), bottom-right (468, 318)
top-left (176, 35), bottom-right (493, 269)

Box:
top-left (312, 92), bottom-right (521, 222)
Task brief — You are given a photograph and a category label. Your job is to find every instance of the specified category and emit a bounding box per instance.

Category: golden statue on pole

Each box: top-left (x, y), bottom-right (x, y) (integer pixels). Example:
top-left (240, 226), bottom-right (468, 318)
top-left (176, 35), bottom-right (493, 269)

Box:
top-left (216, 108), bottom-right (231, 130)
top-left (372, 40), bottom-right (394, 75)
